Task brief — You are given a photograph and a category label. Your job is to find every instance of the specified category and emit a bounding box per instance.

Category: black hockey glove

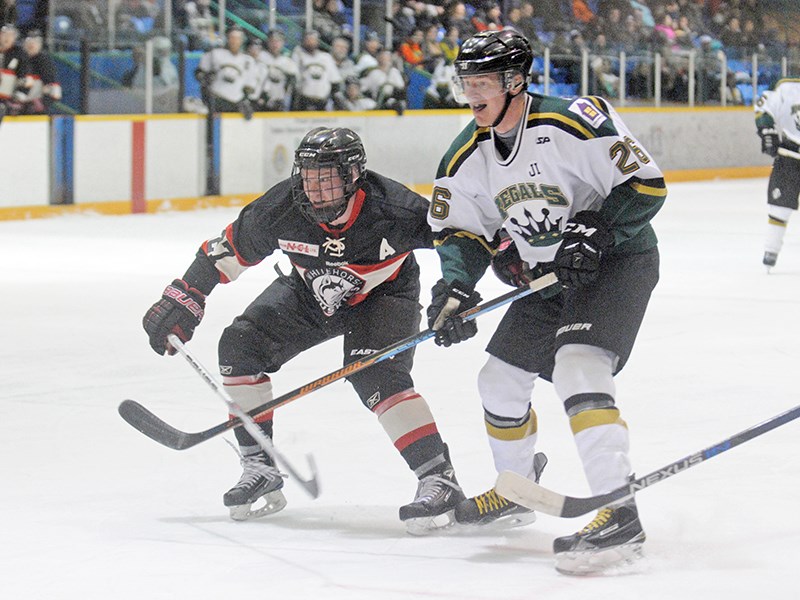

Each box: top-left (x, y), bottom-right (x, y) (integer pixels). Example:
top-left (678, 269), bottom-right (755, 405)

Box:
top-left (427, 280), bottom-right (482, 347)
top-left (143, 279), bottom-right (206, 355)
top-left (492, 235), bottom-right (535, 287)
top-left (554, 211), bottom-right (614, 290)
top-left (759, 127), bottom-right (779, 157)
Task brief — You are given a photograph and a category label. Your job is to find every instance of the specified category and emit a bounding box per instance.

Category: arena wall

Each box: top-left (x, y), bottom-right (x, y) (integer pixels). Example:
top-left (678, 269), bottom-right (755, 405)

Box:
top-left (0, 106), bottom-right (773, 220)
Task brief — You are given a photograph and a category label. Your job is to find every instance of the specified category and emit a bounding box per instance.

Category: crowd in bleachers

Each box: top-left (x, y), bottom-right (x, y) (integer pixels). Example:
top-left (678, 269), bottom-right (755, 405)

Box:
top-left (3, 0), bottom-right (800, 114)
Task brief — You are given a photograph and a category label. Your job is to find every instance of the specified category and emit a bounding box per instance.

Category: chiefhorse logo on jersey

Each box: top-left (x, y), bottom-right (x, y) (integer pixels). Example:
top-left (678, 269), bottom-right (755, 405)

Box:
top-left (305, 268), bottom-right (365, 316)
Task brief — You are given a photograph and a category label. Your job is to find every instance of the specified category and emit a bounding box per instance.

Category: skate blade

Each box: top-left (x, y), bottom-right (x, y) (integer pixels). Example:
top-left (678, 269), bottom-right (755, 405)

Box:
top-left (456, 510), bottom-right (537, 532)
top-left (228, 490), bottom-right (287, 521)
top-left (403, 509), bottom-right (457, 536)
top-left (555, 542), bottom-right (644, 576)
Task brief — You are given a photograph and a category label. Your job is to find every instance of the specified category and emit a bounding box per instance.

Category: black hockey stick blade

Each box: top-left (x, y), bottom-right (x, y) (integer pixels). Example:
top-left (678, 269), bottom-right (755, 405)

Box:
top-left (119, 399), bottom-right (213, 450)
top-left (497, 403), bottom-right (800, 518)
top-left (119, 273), bottom-right (560, 451)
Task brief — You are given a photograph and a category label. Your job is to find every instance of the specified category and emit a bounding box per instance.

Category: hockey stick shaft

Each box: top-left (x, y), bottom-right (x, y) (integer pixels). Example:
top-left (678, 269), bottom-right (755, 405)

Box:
top-left (167, 334), bottom-right (320, 498)
top-left (497, 403), bottom-right (800, 518)
top-left (119, 272), bottom-right (560, 450)
top-left (777, 147), bottom-right (800, 160)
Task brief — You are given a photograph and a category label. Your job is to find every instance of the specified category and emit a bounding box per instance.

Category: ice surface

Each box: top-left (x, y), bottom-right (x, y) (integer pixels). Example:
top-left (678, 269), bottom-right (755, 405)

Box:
top-left (2, 178), bottom-right (798, 599)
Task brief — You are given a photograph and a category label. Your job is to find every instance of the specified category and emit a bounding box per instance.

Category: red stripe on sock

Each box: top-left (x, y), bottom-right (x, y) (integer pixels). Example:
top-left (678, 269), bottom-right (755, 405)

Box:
top-left (394, 423), bottom-right (438, 451)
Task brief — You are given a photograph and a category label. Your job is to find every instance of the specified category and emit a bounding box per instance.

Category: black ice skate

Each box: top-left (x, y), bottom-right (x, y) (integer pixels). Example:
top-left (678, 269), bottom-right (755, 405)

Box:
top-left (454, 452), bottom-right (547, 529)
top-left (552, 499), bottom-right (645, 575)
top-left (223, 451), bottom-right (287, 521)
top-left (399, 465), bottom-right (465, 535)
top-left (763, 251), bottom-right (778, 271)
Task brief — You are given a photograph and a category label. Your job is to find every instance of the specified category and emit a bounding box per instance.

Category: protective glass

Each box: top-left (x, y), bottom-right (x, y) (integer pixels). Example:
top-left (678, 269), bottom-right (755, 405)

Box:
top-left (451, 71), bottom-right (514, 105)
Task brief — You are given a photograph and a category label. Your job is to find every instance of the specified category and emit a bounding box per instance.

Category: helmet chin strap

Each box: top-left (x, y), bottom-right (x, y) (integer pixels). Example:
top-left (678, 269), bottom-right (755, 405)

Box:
top-left (490, 80), bottom-right (525, 129)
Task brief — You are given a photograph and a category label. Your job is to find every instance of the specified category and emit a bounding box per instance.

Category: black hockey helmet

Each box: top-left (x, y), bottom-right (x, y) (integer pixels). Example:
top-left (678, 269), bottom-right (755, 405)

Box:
top-left (291, 127), bottom-right (367, 224)
top-left (452, 30), bottom-right (533, 104)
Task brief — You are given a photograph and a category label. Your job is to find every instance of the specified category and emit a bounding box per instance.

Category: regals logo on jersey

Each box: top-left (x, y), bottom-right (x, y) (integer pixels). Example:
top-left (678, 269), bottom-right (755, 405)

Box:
top-left (507, 207), bottom-right (563, 247)
top-left (304, 267), bottom-right (365, 316)
top-left (569, 98), bottom-right (607, 128)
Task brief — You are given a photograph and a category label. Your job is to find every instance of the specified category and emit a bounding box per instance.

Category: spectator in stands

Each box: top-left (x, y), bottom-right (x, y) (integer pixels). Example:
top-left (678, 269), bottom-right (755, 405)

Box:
top-left (572, 0), bottom-right (596, 28)
top-left (720, 16), bottom-right (747, 58)
top-left (602, 6), bottom-right (627, 48)
top-left (252, 29), bottom-right (298, 112)
top-left (1, 0), bottom-right (16, 27)
top-left (442, 2), bottom-right (475, 40)
top-left (0, 24), bottom-right (27, 113)
top-left (116, 0), bottom-right (159, 37)
top-left (439, 25), bottom-right (460, 64)
top-left (361, 48), bottom-right (406, 114)
top-left (58, 0), bottom-right (105, 38)
top-left (122, 36), bottom-right (179, 89)
top-left (619, 12), bottom-right (647, 53)
top-left (181, 0), bottom-right (216, 50)
top-left (355, 30), bottom-right (382, 77)
top-left (506, 4), bottom-right (543, 54)
top-left (195, 25), bottom-right (258, 116)
top-left (590, 32), bottom-right (619, 98)
top-left (398, 27), bottom-right (424, 67)
top-left (331, 35), bottom-right (356, 81)
top-left (423, 55), bottom-right (458, 109)
top-left (629, 0), bottom-right (655, 30)
top-left (334, 75), bottom-right (377, 110)
top-left (312, 0), bottom-right (347, 46)
top-left (292, 29), bottom-right (342, 111)
top-left (421, 23), bottom-right (444, 72)
top-left (386, 1), bottom-right (416, 50)
top-left (471, 1), bottom-right (503, 33)
top-left (17, 29), bottom-right (60, 114)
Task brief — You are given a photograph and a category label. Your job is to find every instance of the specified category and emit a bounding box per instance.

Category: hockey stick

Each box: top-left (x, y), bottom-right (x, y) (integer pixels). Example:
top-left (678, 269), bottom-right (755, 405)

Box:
top-left (777, 147), bottom-right (800, 160)
top-left (496, 403), bottom-right (800, 518)
top-left (119, 272), bottom-right (560, 451)
top-left (166, 334), bottom-right (320, 498)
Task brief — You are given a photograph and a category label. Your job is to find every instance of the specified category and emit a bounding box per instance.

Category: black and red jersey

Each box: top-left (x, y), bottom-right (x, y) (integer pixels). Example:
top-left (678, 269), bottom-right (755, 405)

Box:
top-left (185, 170), bottom-right (435, 316)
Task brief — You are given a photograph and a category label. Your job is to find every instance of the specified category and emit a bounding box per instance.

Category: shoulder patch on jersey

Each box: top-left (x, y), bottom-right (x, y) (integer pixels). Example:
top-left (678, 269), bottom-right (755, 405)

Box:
top-left (279, 238), bottom-right (320, 256)
top-left (568, 97), bottom-right (608, 128)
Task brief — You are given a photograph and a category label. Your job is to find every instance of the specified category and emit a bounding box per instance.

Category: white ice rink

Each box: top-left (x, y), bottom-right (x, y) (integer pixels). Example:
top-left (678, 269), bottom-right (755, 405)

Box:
top-left (3, 177), bottom-right (799, 599)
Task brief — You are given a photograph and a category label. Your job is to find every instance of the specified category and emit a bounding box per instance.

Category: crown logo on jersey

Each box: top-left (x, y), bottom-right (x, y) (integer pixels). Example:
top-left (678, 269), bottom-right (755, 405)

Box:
top-left (508, 208), bottom-right (563, 246)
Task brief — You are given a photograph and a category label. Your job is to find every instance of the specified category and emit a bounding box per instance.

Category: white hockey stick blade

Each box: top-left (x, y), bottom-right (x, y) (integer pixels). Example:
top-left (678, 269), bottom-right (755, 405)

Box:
top-left (497, 403), bottom-right (800, 518)
top-left (778, 147), bottom-right (800, 160)
top-left (495, 471), bottom-right (569, 517)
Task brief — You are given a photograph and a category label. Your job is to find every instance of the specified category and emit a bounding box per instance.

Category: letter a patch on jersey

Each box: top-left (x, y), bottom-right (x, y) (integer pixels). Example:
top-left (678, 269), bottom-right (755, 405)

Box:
top-left (379, 238), bottom-right (396, 260)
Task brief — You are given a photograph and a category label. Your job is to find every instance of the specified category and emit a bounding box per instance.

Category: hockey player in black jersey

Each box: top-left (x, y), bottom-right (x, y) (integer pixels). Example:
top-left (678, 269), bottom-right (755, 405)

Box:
top-left (143, 127), bottom-right (464, 534)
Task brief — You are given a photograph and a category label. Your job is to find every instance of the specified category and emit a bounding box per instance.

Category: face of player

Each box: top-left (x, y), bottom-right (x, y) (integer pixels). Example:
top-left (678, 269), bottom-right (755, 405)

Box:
top-left (455, 71), bottom-right (524, 130)
top-left (227, 31), bottom-right (244, 54)
top-left (302, 166), bottom-right (355, 223)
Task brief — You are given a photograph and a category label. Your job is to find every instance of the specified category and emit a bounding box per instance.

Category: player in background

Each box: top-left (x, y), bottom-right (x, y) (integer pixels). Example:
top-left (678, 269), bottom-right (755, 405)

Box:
top-left (195, 25), bottom-right (258, 118)
top-left (142, 127), bottom-right (465, 534)
top-left (425, 30), bottom-right (666, 574)
top-left (754, 79), bottom-right (800, 271)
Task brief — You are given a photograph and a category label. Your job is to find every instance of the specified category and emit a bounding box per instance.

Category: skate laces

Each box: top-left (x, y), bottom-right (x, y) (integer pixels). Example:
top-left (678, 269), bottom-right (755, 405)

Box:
top-left (580, 507), bottom-right (614, 534)
top-left (226, 441), bottom-right (285, 488)
top-left (413, 473), bottom-right (461, 504)
top-left (474, 489), bottom-right (510, 515)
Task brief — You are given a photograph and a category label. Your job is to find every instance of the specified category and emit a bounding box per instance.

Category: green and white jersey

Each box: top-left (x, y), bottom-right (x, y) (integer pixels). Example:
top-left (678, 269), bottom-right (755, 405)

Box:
top-left (754, 79), bottom-right (800, 145)
top-left (428, 93), bottom-right (667, 287)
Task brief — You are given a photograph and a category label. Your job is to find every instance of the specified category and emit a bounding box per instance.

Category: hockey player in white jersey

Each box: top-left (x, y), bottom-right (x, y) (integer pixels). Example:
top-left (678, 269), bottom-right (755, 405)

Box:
top-left (250, 29), bottom-right (298, 112)
top-left (195, 26), bottom-right (258, 115)
top-left (754, 79), bottom-right (800, 271)
top-left (425, 30), bottom-right (667, 574)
